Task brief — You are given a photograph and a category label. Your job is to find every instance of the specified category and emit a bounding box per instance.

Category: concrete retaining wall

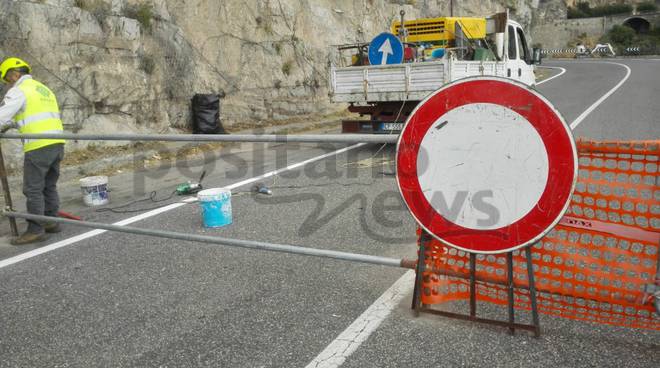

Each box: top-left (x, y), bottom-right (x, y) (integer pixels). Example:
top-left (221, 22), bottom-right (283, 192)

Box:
top-left (532, 17), bottom-right (606, 49)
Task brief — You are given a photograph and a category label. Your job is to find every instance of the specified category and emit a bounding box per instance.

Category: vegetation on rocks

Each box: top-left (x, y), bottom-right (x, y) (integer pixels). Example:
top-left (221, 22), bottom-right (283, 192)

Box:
top-left (601, 23), bottom-right (660, 54)
top-left (637, 1), bottom-right (658, 13)
top-left (568, 2), bottom-right (633, 19)
top-left (124, 3), bottom-right (154, 31)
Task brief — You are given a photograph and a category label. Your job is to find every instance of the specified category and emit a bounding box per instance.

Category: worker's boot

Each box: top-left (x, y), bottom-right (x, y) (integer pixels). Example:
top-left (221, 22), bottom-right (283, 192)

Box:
top-left (10, 232), bottom-right (47, 246)
top-left (44, 223), bottom-right (62, 234)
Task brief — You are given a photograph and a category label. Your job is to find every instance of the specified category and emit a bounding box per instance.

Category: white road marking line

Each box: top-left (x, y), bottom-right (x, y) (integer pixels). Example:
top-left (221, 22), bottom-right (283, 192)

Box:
top-left (305, 270), bottom-right (415, 368)
top-left (536, 66), bottom-right (566, 85)
top-left (569, 62), bottom-right (631, 129)
top-left (0, 202), bottom-right (186, 269)
top-left (0, 143), bottom-right (366, 270)
top-left (307, 61), bottom-right (636, 367)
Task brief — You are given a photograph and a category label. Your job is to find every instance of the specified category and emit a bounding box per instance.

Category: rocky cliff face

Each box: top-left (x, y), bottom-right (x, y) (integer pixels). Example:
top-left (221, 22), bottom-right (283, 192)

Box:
top-left (0, 0), bottom-right (568, 161)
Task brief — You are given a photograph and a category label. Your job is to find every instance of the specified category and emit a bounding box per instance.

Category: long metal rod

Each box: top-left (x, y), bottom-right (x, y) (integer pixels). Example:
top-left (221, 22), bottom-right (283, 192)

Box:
top-left (4, 211), bottom-right (411, 269)
top-left (506, 252), bottom-right (515, 335)
top-left (0, 210), bottom-right (543, 296)
top-left (0, 133), bottom-right (398, 144)
top-left (525, 246), bottom-right (542, 337)
top-left (0, 143), bottom-right (18, 236)
top-left (1, 212), bottom-right (542, 294)
top-left (469, 253), bottom-right (476, 317)
top-left (6, 211), bottom-right (545, 297)
top-left (412, 231), bottom-right (430, 315)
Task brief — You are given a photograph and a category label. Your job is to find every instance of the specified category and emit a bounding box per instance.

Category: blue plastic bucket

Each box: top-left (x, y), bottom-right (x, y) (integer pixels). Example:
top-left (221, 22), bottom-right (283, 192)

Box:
top-left (197, 188), bottom-right (232, 228)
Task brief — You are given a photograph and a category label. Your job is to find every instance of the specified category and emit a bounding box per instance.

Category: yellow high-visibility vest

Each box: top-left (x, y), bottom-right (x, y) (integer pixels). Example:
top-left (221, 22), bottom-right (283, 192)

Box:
top-left (13, 78), bottom-right (65, 152)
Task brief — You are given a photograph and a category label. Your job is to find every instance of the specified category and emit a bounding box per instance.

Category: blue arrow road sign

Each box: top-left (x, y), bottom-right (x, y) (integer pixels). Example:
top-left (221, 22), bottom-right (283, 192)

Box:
top-left (368, 33), bottom-right (404, 66)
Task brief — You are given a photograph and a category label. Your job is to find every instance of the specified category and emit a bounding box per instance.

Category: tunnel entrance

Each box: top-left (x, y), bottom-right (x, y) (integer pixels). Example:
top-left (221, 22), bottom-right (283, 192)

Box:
top-left (623, 17), bottom-right (651, 34)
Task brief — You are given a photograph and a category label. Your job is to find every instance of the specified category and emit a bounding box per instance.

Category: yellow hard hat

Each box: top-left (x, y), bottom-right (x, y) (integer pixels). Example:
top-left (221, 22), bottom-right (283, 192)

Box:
top-left (0, 57), bottom-right (31, 83)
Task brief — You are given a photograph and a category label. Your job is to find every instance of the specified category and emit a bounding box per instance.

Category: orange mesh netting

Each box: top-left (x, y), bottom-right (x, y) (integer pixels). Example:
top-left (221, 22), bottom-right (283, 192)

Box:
top-left (419, 140), bottom-right (660, 330)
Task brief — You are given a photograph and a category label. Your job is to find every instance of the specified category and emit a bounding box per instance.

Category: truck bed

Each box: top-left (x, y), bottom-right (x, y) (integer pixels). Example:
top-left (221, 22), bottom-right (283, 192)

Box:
top-left (329, 60), bottom-right (508, 103)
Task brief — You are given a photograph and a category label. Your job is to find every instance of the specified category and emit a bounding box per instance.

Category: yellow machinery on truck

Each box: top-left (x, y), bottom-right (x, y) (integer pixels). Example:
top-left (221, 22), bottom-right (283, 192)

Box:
top-left (392, 16), bottom-right (487, 44)
top-left (391, 16), bottom-right (492, 60)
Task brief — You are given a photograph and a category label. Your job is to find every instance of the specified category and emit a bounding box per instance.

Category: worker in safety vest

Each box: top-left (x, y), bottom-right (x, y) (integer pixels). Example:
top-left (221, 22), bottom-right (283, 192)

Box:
top-left (0, 57), bottom-right (65, 245)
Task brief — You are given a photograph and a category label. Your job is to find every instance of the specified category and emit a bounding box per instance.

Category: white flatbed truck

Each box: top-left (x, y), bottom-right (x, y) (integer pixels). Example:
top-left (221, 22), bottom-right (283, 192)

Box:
top-left (329, 12), bottom-right (537, 133)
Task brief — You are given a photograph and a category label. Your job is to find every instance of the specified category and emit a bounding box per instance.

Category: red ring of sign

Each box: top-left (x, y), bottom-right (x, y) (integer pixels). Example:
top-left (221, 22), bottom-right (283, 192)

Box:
top-left (396, 77), bottom-right (577, 254)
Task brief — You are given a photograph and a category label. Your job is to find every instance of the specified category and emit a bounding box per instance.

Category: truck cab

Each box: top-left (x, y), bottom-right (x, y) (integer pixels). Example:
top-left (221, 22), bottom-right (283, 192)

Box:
top-left (329, 12), bottom-right (536, 133)
top-left (502, 20), bottom-right (535, 86)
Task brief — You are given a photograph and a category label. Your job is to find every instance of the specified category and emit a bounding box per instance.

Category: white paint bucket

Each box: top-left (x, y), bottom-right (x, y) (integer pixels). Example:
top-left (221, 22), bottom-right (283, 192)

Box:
top-left (80, 176), bottom-right (109, 206)
top-left (197, 188), bottom-right (232, 228)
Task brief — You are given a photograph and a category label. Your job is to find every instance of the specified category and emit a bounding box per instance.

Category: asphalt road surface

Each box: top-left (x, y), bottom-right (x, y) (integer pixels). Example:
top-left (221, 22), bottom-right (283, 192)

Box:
top-left (0, 59), bottom-right (658, 367)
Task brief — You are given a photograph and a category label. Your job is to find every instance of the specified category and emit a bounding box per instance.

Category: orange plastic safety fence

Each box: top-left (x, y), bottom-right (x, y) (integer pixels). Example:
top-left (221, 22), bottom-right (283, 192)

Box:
top-left (419, 140), bottom-right (660, 330)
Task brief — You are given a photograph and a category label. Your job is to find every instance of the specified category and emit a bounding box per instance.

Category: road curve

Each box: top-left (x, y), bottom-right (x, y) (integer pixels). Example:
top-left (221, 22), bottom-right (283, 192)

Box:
top-left (539, 59), bottom-right (660, 141)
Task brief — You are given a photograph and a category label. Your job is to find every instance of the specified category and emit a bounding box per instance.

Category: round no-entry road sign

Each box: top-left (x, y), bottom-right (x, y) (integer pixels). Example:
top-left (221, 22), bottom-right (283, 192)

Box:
top-left (396, 77), bottom-right (577, 254)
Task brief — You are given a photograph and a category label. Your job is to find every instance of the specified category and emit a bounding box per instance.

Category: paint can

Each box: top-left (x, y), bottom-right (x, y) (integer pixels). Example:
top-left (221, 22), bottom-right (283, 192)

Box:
top-left (197, 188), bottom-right (232, 228)
top-left (80, 176), bottom-right (109, 206)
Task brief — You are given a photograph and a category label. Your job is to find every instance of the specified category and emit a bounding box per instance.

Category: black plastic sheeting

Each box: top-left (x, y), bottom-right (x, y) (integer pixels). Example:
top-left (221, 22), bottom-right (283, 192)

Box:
top-left (192, 94), bottom-right (225, 134)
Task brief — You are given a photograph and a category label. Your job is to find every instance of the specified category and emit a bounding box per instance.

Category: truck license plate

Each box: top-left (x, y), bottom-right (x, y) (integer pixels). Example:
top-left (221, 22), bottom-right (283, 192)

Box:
top-left (380, 122), bottom-right (404, 131)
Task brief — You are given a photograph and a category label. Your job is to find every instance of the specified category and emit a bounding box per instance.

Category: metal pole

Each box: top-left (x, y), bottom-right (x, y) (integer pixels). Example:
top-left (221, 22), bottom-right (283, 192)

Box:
top-left (412, 231), bottom-right (430, 316)
top-left (4, 211), bottom-right (413, 269)
top-left (0, 133), bottom-right (399, 145)
top-left (0, 143), bottom-right (18, 236)
top-left (525, 246), bottom-right (542, 337)
top-left (2, 210), bottom-right (543, 295)
top-left (469, 253), bottom-right (476, 317)
top-left (506, 252), bottom-right (515, 335)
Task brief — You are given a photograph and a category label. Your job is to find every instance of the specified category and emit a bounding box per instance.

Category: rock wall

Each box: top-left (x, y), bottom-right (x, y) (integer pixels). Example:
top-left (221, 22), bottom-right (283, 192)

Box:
top-left (0, 0), bottom-right (567, 165)
top-left (531, 16), bottom-right (607, 48)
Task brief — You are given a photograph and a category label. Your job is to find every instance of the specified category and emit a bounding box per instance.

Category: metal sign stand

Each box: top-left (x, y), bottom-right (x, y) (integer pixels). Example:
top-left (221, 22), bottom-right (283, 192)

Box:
top-left (412, 230), bottom-right (541, 337)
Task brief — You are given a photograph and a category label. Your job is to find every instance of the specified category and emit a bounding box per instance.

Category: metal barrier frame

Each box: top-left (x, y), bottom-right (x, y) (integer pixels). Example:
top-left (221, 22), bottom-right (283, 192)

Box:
top-left (412, 230), bottom-right (542, 337)
top-left (0, 132), bottom-right (547, 336)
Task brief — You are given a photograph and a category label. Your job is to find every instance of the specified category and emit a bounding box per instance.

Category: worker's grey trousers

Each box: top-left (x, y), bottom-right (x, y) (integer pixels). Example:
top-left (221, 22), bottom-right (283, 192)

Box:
top-left (23, 143), bottom-right (64, 234)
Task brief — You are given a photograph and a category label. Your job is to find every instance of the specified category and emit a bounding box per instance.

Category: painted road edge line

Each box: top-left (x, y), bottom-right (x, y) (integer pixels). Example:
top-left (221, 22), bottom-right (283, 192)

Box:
top-left (305, 270), bottom-right (415, 368)
top-left (570, 62), bottom-right (631, 130)
top-left (536, 66), bottom-right (566, 85)
top-left (0, 143), bottom-right (366, 270)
